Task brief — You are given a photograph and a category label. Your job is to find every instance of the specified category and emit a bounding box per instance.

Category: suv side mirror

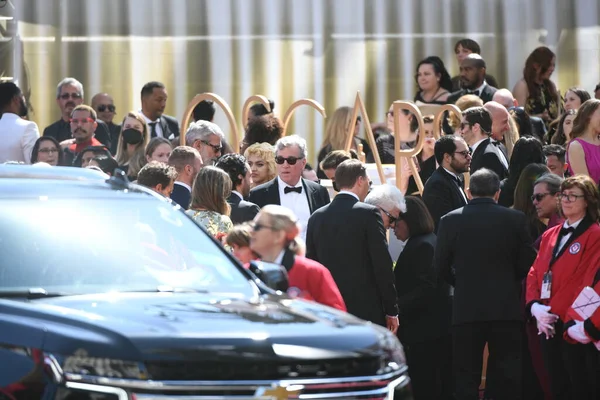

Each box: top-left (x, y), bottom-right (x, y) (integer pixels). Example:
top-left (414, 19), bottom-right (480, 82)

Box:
top-left (248, 261), bottom-right (289, 292)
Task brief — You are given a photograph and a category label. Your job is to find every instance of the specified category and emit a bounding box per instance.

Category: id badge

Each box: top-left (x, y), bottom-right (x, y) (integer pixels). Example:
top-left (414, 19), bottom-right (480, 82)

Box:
top-left (541, 271), bottom-right (552, 300)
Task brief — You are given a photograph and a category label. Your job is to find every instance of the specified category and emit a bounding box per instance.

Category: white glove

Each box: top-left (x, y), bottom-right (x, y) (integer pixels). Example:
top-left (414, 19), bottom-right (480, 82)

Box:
top-left (567, 321), bottom-right (592, 344)
top-left (531, 303), bottom-right (558, 339)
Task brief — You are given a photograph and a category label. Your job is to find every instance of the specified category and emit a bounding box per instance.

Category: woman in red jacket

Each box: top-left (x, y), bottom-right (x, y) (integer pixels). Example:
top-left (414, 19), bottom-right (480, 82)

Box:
top-left (526, 175), bottom-right (600, 400)
top-left (250, 204), bottom-right (346, 311)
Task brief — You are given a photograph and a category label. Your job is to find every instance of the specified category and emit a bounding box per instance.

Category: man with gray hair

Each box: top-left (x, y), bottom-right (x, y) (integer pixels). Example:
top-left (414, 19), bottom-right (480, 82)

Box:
top-left (184, 120), bottom-right (225, 166)
top-left (365, 184), bottom-right (407, 230)
top-left (249, 134), bottom-right (330, 241)
top-left (435, 168), bottom-right (536, 400)
top-left (532, 173), bottom-right (564, 247)
top-left (43, 77), bottom-right (111, 149)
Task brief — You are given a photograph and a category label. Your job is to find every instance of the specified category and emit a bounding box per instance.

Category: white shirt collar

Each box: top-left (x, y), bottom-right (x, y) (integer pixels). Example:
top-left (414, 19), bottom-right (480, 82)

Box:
top-left (338, 190), bottom-right (360, 201)
top-left (174, 181), bottom-right (191, 192)
top-left (474, 80), bottom-right (487, 94)
top-left (563, 217), bottom-right (584, 230)
top-left (470, 137), bottom-right (488, 154)
top-left (139, 109), bottom-right (159, 124)
top-left (277, 175), bottom-right (302, 189)
top-left (442, 167), bottom-right (460, 180)
top-left (274, 249), bottom-right (286, 265)
top-left (232, 190), bottom-right (244, 200)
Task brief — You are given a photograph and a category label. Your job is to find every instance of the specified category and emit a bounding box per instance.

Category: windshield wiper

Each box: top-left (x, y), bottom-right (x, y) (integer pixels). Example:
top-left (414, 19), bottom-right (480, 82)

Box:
top-left (0, 288), bottom-right (67, 300)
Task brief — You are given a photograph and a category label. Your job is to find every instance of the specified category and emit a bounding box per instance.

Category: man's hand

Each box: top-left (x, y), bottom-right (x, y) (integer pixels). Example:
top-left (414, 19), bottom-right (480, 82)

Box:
top-left (59, 138), bottom-right (75, 149)
top-left (386, 315), bottom-right (399, 335)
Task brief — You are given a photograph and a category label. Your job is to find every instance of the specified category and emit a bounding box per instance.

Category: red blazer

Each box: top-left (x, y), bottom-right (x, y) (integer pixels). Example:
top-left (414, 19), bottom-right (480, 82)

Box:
top-left (526, 219), bottom-right (600, 322)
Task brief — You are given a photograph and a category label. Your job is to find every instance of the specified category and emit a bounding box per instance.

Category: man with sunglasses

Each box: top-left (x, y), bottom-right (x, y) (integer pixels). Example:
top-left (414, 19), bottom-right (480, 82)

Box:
top-left (532, 173), bottom-right (564, 249)
top-left (43, 78), bottom-right (111, 149)
top-left (91, 93), bottom-right (120, 154)
top-left (248, 135), bottom-right (330, 241)
top-left (184, 120), bottom-right (224, 166)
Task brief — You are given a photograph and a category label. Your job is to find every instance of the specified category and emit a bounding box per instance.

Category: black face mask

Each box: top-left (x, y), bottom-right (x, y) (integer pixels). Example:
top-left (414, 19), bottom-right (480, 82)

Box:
top-left (122, 128), bottom-right (143, 145)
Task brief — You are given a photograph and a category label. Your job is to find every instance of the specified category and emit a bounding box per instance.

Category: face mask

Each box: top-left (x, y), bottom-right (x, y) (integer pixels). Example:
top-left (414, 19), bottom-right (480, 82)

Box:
top-left (122, 128), bottom-right (143, 145)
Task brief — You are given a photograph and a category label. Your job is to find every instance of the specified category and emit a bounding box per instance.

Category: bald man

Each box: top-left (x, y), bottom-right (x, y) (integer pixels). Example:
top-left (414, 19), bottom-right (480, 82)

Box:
top-left (448, 54), bottom-right (497, 104)
top-left (91, 93), bottom-right (120, 154)
top-left (483, 101), bottom-right (510, 170)
top-left (492, 88), bottom-right (547, 141)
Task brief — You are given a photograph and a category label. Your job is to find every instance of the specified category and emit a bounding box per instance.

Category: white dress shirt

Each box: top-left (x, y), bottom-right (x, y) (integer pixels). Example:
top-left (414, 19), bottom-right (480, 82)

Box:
top-left (490, 139), bottom-right (510, 170)
top-left (0, 113), bottom-right (40, 164)
top-left (141, 111), bottom-right (164, 138)
top-left (338, 190), bottom-right (359, 201)
top-left (174, 181), bottom-right (191, 193)
top-left (470, 138), bottom-right (487, 154)
top-left (557, 218), bottom-right (583, 253)
top-left (232, 190), bottom-right (244, 201)
top-left (443, 167), bottom-right (468, 203)
top-left (472, 80), bottom-right (488, 96)
top-left (277, 176), bottom-right (311, 242)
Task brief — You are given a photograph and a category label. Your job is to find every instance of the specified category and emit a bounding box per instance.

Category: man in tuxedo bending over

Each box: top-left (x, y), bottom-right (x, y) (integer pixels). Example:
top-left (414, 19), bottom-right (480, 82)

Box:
top-left (140, 81), bottom-right (180, 141)
top-left (306, 160), bottom-right (399, 333)
top-left (167, 146), bottom-right (202, 209)
top-left (434, 168), bottom-right (536, 400)
top-left (460, 106), bottom-right (508, 179)
top-left (422, 135), bottom-right (470, 233)
top-left (215, 153), bottom-right (260, 224)
top-left (248, 135), bottom-right (330, 241)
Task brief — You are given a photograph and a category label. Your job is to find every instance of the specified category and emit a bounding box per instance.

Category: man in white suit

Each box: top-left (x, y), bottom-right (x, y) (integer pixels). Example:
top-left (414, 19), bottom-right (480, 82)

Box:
top-left (0, 82), bottom-right (40, 164)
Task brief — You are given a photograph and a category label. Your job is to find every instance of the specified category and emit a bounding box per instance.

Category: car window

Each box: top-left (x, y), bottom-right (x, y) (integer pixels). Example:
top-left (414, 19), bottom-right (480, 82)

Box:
top-left (0, 198), bottom-right (254, 297)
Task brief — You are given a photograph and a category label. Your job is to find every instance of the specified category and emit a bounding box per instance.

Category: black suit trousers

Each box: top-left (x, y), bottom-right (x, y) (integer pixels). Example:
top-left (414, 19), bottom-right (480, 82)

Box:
top-left (405, 334), bottom-right (453, 400)
top-left (453, 321), bottom-right (522, 400)
top-left (539, 324), bottom-right (599, 400)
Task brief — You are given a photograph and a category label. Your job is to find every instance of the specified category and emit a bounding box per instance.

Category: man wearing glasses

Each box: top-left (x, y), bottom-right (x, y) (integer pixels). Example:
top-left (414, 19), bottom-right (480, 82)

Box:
top-left (184, 120), bottom-right (224, 166)
top-left (62, 105), bottom-right (106, 166)
top-left (43, 78), bottom-right (111, 148)
top-left (91, 93), bottom-right (120, 154)
top-left (532, 173), bottom-right (565, 248)
top-left (248, 135), bottom-right (330, 241)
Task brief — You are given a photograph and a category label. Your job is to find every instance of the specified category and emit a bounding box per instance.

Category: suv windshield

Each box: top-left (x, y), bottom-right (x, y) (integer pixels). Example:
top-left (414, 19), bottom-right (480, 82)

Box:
top-left (0, 197), bottom-right (254, 297)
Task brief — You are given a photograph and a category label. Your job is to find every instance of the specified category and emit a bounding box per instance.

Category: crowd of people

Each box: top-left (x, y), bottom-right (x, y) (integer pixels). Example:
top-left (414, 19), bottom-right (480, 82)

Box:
top-left (1, 38), bottom-right (600, 400)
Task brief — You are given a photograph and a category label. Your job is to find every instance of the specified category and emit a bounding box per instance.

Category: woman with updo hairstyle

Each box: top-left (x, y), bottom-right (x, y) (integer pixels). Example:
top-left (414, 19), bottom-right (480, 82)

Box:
top-left (414, 56), bottom-right (453, 105)
top-left (565, 99), bottom-right (600, 184)
top-left (526, 175), bottom-right (600, 400)
top-left (243, 142), bottom-right (277, 187)
top-left (513, 46), bottom-right (560, 126)
top-left (250, 205), bottom-right (346, 311)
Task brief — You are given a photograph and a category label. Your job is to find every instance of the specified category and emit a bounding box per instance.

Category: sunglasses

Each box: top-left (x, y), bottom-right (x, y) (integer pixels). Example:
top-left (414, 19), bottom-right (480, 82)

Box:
top-left (201, 140), bottom-right (222, 153)
top-left (275, 156), bottom-right (303, 165)
top-left (253, 223), bottom-right (276, 232)
top-left (531, 192), bottom-right (551, 202)
top-left (97, 104), bottom-right (116, 113)
top-left (379, 207), bottom-right (398, 225)
top-left (59, 93), bottom-right (82, 100)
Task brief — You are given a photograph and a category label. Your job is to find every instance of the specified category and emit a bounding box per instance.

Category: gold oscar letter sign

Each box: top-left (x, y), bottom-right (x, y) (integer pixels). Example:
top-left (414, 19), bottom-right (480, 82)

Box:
top-left (281, 99), bottom-right (327, 137)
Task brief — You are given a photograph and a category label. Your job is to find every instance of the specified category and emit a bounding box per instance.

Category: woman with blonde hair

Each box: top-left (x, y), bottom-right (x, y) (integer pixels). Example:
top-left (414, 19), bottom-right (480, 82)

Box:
top-left (244, 142), bottom-right (277, 187)
top-left (316, 106), bottom-right (368, 178)
top-left (186, 166), bottom-right (234, 241)
top-left (115, 111), bottom-right (150, 180)
top-left (250, 205), bottom-right (346, 311)
top-left (566, 99), bottom-right (600, 184)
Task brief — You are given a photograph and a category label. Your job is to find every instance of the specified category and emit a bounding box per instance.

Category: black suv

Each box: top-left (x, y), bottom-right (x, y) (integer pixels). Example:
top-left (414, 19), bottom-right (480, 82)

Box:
top-left (0, 165), bottom-right (412, 400)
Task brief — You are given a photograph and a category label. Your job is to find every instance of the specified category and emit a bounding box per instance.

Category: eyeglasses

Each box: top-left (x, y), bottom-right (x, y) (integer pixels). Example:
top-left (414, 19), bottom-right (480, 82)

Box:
top-left (386, 111), bottom-right (394, 118)
top-left (201, 140), bottom-right (222, 153)
top-left (38, 148), bottom-right (59, 154)
top-left (275, 156), bottom-right (303, 165)
top-left (379, 207), bottom-right (398, 226)
top-left (459, 122), bottom-right (471, 130)
top-left (253, 223), bottom-right (277, 232)
top-left (70, 118), bottom-right (95, 124)
top-left (531, 192), bottom-right (552, 202)
top-left (97, 104), bottom-right (116, 113)
top-left (558, 192), bottom-right (586, 202)
top-left (59, 93), bottom-right (82, 100)
top-left (453, 149), bottom-right (472, 158)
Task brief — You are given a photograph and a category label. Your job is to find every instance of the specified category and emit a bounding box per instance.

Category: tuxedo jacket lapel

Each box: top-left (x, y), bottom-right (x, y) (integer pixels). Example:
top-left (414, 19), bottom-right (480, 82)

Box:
top-left (270, 178), bottom-right (282, 205)
top-left (301, 178), bottom-right (316, 213)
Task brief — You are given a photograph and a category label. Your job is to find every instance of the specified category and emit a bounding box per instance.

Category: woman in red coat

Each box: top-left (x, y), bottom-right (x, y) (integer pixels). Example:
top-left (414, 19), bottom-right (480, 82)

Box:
top-left (250, 204), bottom-right (346, 312)
top-left (526, 175), bottom-right (600, 400)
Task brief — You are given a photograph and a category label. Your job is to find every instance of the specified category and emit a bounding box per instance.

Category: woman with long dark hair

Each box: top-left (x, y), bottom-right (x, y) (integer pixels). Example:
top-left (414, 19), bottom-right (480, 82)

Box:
top-left (414, 56), bottom-right (453, 105)
top-left (565, 99), bottom-right (600, 184)
top-left (30, 136), bottom-right (63, 166)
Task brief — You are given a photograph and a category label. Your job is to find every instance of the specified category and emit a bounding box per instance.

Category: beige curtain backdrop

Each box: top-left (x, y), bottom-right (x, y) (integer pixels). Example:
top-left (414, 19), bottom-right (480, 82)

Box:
top-left (4, 0), bottom-right (600, 165)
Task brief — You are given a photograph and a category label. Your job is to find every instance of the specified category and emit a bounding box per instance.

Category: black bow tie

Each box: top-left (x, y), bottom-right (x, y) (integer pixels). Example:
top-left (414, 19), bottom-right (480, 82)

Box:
top-left (491, 140), bottom-right (500, 147)
top-left (466, 89), bottom-right (480, 96)
top-left (284, 186), bottom-right (302, 194)
top-left (560, 226), bottom-right (575, 236)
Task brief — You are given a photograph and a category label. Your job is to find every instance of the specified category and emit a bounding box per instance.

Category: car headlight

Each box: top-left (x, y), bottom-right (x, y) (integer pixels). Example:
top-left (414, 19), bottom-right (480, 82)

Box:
top-left (377, 330), bottom-right (406, 374)
top-left (52, 350), bottom-right (148, 379)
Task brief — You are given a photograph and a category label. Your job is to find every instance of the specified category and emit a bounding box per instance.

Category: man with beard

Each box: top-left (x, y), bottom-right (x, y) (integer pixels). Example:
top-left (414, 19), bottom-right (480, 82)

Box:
top-left (215, 153), bottom-right (260, 224)
top-left (422, 135), bottom-right (471, 233)
top-left (448, 54), bottom-right (497, 104)
top-left (140, 81), bottom-right (179, 140)
top-left (62, 105), bottom-right (106, 166)
top-left (43, 78), bottom-right (111, 148)
top-left (0, 81), bottom-right (40, 164)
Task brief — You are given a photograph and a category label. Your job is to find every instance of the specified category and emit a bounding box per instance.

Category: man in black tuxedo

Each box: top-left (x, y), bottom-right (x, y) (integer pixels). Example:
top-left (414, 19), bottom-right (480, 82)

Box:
top-left (184, 120), bottom-right (225, 166)
top-left (484, 101), bottom-right (511, 167)
top-left (215, 153), bottom-right (260, 224)
top-left (91, 92), bottom-right (121, 155)
top-left (248, 135), bottom-right (330, 241)
top-left (167, 146), bottom-right (202, 209)
top-left (43, 77), bottom-right (111, 148)
top-left (306, 160), bottom-right (399, 333)
top-left (460, 106), bottom-right (508, 179)
top-left (493, 88), bottom-right (547, 141)
top-left (434, 168), bottom-right (537, 400)
top-left (422, 135), bottom-right (470, 233)
top-left (140, 81), bottom-right (179, 141)
top-left (447, 54), bottom-right (497, 104)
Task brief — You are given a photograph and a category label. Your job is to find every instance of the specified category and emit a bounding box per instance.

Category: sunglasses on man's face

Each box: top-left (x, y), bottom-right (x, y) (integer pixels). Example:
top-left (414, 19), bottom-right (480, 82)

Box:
top-left (201, 140), bottom-right (222, 153)
top-left (97, 104), bottom-right (116, 113)
top-left (275, 156), bottom-right (303, 165)
top-left (59, 93), bottom-right (82, 100)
